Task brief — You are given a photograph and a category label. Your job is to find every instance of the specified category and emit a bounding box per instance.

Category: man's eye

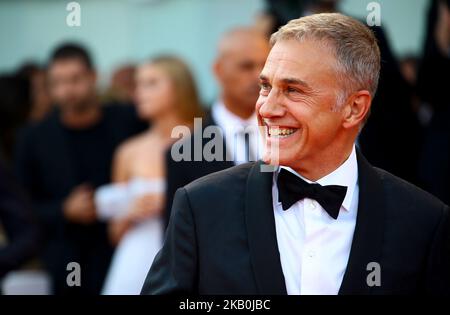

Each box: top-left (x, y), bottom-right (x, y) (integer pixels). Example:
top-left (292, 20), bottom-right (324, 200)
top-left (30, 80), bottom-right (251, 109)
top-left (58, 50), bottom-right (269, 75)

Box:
top-left (240, 62), bottom-right (255, 71)
top-left (287, 87), bottom-right (299, 94)
top-left (260, 83), bottom-right (270, 90)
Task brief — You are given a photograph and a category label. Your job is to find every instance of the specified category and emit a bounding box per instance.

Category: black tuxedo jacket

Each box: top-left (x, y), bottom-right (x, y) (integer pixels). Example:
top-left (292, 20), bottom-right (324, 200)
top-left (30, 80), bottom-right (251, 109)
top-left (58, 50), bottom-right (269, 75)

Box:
top-left (143, 151), bottom-right (450, 295)
top-left (164, 112), bottom-right (234, 227)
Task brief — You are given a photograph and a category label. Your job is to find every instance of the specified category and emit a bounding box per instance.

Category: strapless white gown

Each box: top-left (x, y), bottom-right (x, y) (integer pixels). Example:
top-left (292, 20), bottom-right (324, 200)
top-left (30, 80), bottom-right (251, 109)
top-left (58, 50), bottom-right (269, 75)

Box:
top-left (95, 178), bottom-right (165, 295)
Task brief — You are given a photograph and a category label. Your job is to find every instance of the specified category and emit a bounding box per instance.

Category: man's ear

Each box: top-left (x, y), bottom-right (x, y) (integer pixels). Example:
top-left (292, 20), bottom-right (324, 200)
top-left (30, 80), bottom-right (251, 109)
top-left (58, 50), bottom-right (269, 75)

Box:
top-left (213, 59), bottom-right (223, 83)
top-left (342, 90), bottom-right (371, 129)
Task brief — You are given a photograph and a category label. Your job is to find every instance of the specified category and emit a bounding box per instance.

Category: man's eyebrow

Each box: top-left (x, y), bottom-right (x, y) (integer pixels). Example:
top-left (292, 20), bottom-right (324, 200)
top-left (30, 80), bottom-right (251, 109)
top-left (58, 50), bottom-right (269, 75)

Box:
top-left (281, 77), bottom-right (311, 89)
top-left (259, 75), bottom-right (311, 89)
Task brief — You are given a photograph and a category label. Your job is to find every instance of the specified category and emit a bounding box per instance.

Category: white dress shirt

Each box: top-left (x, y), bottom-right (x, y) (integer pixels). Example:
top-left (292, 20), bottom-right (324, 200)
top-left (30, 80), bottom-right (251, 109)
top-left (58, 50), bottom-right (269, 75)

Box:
top-left (211, 100), bottom-right (262, 165)
top-left (272, 145), bottom-right (359, 295)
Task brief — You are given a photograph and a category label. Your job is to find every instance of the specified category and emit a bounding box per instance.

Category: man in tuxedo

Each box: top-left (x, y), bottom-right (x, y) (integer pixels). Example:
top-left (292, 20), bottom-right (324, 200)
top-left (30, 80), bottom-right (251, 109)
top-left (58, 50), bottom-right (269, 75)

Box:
top-left (143, 13), bottom-right (450, 295)
top-left (163, 27), bottom-right (270, 227)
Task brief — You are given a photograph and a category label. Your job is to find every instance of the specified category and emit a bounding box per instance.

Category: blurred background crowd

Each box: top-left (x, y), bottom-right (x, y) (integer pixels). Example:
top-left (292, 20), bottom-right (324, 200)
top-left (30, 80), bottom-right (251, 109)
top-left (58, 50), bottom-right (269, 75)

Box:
top-left (0, 0), bottom-right (449, 295)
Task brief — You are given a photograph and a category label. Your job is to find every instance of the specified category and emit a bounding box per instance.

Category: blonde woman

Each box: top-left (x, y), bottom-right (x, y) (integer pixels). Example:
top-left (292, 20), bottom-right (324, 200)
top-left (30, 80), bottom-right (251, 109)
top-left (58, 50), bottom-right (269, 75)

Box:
top-left (95, 56), bottom-right (204, 294)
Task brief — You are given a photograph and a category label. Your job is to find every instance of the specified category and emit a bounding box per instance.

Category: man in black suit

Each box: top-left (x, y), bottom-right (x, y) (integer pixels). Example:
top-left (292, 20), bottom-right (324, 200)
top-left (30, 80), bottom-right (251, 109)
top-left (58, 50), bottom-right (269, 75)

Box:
top-left (142, 13), bottom-right (450, 295)
top-left (14, 43), bottom-right (144, 295)
top-left (0, 154), bottom-right (40, 282)
top-left (163, 27), bottom-right (270, 227)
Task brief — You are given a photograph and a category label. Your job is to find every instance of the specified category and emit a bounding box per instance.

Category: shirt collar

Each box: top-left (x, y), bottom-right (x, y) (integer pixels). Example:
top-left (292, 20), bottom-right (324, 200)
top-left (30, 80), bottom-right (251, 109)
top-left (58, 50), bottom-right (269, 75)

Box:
top-left (277, 145), bottom-right (358, 212)
top-left (211, 100), bottom-right (257, 131)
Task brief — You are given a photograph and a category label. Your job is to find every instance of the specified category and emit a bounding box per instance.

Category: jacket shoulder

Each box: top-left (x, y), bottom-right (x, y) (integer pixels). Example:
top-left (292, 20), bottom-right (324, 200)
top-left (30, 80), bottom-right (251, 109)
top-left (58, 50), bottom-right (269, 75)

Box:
top-left (183, 162), bottom-right (255, 196)
top-left (374, 167), bottom-right (448, 214)
top-left (16, 111), bottom-right (58, 143)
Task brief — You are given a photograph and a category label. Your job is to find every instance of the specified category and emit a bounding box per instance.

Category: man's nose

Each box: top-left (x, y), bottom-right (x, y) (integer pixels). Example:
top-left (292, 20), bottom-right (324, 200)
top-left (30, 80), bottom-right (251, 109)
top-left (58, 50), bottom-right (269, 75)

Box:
top-left (259, 91), bottom-right (285, 118)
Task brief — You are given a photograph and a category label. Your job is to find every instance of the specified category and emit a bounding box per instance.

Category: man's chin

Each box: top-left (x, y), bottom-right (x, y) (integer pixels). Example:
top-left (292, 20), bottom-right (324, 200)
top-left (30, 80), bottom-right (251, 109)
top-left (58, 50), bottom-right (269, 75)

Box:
top-left (262, 148), bottom-right (301, 168)
top-left (262, 150), bottom-right (284, 166)
top-left (62, 101), bottom-right (93, 112)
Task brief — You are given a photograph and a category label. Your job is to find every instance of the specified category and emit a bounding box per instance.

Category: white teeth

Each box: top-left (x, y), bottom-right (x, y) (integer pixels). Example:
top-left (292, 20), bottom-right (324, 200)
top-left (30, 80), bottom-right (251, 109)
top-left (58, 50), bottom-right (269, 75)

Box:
top-left (268, 127), bottom-right (298, 137)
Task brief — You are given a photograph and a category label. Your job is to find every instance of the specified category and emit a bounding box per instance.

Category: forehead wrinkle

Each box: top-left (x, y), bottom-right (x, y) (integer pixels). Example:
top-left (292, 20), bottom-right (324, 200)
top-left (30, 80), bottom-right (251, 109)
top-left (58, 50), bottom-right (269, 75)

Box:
top-left (261, 59), bottom-right (311, 88)
top-left (268, 39), bottom-right (337, 75)
top-left (263, 52), bottom-right (338, 97)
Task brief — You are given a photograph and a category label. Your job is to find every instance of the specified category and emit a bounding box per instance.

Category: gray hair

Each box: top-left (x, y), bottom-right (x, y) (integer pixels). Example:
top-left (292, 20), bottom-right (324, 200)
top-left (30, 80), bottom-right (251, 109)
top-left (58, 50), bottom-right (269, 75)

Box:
top-left (270, 13), bottom-right (381, 110)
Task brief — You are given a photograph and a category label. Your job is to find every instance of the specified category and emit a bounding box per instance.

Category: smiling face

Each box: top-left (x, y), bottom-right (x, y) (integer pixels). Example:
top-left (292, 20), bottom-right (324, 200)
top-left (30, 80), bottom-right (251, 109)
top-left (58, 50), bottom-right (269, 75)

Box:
top-left (256, 39), bottom-right (359, 175)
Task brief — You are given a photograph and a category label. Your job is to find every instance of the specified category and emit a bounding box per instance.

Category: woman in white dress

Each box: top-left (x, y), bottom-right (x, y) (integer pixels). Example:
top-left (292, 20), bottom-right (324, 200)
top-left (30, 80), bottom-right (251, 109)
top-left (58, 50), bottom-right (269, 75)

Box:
top-left (95, 56), bottom-right (204, 294)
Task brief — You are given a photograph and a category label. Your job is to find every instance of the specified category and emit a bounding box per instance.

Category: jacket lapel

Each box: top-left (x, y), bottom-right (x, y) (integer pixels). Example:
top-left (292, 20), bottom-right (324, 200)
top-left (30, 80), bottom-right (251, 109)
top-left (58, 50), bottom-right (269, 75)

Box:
top-left (245, 161), bottom-right (287, 295)
top-left (339, 150), bottom-right (386, 294)
top-left (198, 112), bottom-right (234, 172)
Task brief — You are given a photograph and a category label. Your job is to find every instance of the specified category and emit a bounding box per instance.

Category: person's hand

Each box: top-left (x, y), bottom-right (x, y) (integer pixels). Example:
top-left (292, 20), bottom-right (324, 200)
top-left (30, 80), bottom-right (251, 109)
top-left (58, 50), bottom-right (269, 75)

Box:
top-left (107, 193), bottom-right (164, 245)
top-left (436, 1), bottom-right (450, 55)
top-left (126, 193), bottom-right (164, 223)
top-left (108, 216), bottom-right (133, 246)
top-left (63, 184), bottom-right (97, 224)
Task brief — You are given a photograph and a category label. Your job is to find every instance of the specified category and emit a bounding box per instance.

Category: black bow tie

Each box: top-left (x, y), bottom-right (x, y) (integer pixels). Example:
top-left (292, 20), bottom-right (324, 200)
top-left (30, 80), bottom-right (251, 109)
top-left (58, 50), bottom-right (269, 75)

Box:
top-left (276, 168), bottom-right (348, 219)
